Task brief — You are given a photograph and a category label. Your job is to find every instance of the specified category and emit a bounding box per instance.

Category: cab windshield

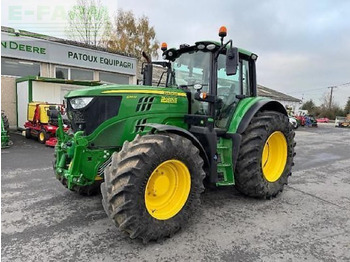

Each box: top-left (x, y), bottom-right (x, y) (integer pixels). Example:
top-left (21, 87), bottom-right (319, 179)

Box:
top-left (167, 51), bottom-right (211, 114)
top-left (168, 51), bottom-right (210, 92)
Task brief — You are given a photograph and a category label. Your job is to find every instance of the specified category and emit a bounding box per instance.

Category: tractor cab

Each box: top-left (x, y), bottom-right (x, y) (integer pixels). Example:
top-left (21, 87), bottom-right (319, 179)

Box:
top-left (142, 27), bottom-right (258, 131)
top-left (140, 28), bottom-right (261, 183)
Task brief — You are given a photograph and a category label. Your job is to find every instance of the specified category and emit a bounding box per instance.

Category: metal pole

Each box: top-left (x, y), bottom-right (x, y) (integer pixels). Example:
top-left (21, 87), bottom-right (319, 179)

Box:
top-left (328, 86), bottom-right (337, 108)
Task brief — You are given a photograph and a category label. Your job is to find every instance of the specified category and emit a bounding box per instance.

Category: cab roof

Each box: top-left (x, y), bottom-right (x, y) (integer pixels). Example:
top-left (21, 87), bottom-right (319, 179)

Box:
top-left (164, 40), bottom-right (255, 60)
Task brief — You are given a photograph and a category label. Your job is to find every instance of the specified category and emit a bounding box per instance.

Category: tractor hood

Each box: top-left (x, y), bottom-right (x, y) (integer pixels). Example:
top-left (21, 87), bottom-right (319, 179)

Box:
top-left (64, 84), bottom-right (189, 142)
top-left (65, 84), bottom-right (187, 98)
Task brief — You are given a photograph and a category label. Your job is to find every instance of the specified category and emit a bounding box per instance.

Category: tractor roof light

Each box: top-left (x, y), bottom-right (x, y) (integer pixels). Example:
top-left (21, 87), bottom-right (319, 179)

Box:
top-left (219, 26), bottom-right (227, 38)
top-left (197, 44), bottom-right (205, 50)
top-left (161, 42), bottom-right (168, 51)
top-left (206, 44), bottom-right (216, 50)
top-left (219, 26), bottom-right (227, 45)
top-left (251, 53), bottom-right (258, 61)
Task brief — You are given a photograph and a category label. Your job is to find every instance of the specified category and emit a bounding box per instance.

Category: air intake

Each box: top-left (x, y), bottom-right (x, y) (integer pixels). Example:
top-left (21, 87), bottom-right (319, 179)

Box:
top-left (135, 119), bottom-right (147, 132)
top-left (136, 96), bottom-right (155, 112)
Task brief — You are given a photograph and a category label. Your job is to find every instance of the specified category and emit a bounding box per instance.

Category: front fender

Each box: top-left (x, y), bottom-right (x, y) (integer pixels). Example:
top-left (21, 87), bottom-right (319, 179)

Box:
top-left (140, 123), bottom-right (210, 170)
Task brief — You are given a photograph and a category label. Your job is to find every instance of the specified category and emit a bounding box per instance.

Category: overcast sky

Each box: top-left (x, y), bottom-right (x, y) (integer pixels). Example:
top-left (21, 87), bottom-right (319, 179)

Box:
top-left (2, 0), bottom-right (350, 107)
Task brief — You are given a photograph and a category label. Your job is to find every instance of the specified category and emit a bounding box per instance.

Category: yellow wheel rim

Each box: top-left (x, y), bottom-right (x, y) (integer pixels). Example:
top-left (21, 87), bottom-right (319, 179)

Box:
top-left (39, 132), bottom-right (45, 141)
top-left (145, 159), bottom-right (191, 220)
top-left (262, 131), bottom-right (288, 182)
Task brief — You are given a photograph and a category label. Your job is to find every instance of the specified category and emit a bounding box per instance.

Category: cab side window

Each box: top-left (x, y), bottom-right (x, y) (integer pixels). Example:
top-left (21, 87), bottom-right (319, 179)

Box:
top-left (242, 59), bottom-right (250, 96)
top-left (216, 55), bottom-right (251, 128)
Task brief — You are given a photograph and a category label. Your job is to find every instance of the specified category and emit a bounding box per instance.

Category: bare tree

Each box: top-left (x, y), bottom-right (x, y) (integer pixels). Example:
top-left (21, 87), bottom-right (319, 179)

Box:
top-left (104, 9), bottom-right (159, 59)
top-left (319, 92), bottom-right (344, 119)
top-left (344, 97), bottom-right (350, 114)
top-left (66, 0), bottom-right (110, 46)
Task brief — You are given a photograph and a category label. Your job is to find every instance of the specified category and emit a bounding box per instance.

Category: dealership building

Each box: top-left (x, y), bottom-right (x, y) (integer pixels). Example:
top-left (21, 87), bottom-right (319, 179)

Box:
top-left (1, 26), bottom-right (137, 128)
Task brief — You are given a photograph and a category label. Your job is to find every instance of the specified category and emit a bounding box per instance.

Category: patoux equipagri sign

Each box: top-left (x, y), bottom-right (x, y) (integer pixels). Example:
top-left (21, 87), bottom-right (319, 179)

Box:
top-left (1, 32), bottom-right (137, 75)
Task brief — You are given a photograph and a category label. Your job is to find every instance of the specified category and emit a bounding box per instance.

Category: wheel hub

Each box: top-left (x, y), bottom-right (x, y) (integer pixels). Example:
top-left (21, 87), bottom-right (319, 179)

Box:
top-left (262, 131), bottom-right (288, 182)
top-left (145, 159), bottom-right (191, 220)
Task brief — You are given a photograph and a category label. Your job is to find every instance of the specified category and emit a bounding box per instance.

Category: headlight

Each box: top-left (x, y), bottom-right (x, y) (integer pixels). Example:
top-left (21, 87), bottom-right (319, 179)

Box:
top-left (69, 97), bottom-right (93, 109)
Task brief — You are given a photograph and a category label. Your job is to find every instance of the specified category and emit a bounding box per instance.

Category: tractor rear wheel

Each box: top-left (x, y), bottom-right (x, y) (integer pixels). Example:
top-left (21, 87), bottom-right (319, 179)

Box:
top-left (235, 111), bottom-right (295, 198)
top-left (101, 133), bottom-right (205, 242)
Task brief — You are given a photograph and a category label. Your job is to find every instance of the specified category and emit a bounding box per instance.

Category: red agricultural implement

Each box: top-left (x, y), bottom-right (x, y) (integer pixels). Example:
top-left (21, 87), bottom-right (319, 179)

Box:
top-left (24, 102), bottom-right (68, 146)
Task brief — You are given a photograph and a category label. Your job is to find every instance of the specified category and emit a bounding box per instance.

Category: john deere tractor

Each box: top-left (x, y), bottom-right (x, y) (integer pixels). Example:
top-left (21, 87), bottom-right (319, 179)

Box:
top-left (54, 27), bottom-right (295, 242)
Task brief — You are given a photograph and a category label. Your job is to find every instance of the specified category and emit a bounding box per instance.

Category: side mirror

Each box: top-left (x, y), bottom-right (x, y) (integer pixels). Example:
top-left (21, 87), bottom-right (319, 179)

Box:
top-left (226, 47), bottom-right (238, 76)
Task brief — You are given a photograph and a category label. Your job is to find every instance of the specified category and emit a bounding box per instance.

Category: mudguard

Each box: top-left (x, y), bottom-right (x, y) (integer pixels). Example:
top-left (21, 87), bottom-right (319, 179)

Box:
top-left (139, 123), bottom-right (210, 170)
top-left (237, 100), bottom-right (287, 134)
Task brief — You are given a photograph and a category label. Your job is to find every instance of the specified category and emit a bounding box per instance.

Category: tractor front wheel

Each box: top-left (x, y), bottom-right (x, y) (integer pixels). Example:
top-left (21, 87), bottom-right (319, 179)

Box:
top-left (101, 133), bottom-right (205, 242)
top-left (235, 111), bottom-right (295, 198)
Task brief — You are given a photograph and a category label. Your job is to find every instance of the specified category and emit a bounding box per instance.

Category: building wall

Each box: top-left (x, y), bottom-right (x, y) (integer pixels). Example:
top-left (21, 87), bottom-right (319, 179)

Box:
top-left (1, 76), bottom-right (17, 127)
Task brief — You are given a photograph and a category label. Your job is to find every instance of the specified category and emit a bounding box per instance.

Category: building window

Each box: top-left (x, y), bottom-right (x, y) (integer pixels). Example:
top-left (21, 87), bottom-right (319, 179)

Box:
top-left (1, 58), bottom-right (40, 77)
top-left (71, 68), bottom-right (93, 80)
top-left (55, 67), bottom-right (69, 79)
top-left (99, 72), bottom-right (129, 84)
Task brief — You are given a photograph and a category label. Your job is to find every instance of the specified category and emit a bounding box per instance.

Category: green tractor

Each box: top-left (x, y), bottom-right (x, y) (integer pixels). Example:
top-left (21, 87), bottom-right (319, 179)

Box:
top-left (54, 27), bottom-right (295, 242)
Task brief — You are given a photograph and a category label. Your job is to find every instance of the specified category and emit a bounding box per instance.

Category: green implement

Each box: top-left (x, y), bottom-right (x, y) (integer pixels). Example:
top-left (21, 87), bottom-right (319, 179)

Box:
top-left (1, 111), bottom-right (12, 148)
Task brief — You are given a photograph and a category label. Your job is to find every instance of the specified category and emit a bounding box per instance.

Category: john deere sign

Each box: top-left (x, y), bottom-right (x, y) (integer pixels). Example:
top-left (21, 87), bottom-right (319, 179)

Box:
top-left (1, 41), bottom-right (46, 54)
top-left (1, 32), bottom-right (136, 75)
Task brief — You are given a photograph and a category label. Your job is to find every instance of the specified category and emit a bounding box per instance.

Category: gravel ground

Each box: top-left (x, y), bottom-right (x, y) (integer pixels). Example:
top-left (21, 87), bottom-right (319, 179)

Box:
top-left (1, 123), bottom-right (350, 262)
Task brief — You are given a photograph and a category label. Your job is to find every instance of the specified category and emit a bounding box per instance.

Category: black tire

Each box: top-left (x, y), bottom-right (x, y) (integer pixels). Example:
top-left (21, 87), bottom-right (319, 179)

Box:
top-left (25, 128), bottom-right (31, 139)
top-left (101, 133), bottom-right (205, 242)
top-left (235, 111), bottom-right (296, 198)
top-left (38, 129), bottom-right (48, 144)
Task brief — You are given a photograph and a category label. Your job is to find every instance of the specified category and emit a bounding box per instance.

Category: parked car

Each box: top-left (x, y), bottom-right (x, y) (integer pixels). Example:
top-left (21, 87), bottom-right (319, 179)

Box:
top-left (316, 117), bottom-right (329, 123)
top-left (335, 116), bottom-right (350, 127)
top-left (295, 115), bottom-right (317, 127)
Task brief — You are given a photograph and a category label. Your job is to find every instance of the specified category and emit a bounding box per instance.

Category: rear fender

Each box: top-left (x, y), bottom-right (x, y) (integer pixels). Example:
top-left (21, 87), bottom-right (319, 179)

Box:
top-left (237, 100), bottom-right (287, 133)
top-left (228, 98), bottom-right (287, 134)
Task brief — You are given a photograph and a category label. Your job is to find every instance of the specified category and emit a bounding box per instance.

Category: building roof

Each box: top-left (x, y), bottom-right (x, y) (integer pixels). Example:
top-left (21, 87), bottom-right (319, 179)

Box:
top-left (1, 26), bottom-right (135, 58)
top-left (258, 85), bottom-right (301, 103)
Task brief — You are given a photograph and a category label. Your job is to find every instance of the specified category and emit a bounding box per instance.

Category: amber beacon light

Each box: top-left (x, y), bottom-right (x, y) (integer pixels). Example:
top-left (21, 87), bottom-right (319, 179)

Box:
top-left (219, 26), bottom-right (227, 37)
top-left (161, 42), bottom-right (168, 51)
